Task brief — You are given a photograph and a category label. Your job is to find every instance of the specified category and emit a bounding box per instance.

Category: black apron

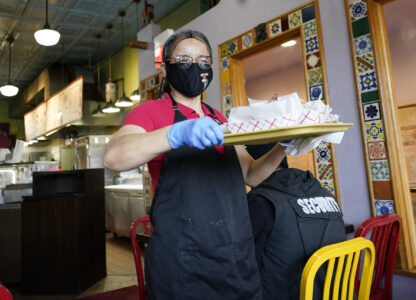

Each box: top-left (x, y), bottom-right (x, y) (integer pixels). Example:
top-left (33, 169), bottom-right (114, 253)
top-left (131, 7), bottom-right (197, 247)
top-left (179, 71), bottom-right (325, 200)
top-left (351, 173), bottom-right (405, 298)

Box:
top-left (145, 97), bottom-right (262, 300)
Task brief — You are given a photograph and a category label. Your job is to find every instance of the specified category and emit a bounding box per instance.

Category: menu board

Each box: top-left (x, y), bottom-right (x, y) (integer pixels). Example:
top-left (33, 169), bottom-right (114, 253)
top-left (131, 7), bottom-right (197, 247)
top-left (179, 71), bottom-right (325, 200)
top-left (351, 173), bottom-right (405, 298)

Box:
top-left (24, 102), bottom-right (46, 141)
top-left (24, 77), bottom-right (83, 141)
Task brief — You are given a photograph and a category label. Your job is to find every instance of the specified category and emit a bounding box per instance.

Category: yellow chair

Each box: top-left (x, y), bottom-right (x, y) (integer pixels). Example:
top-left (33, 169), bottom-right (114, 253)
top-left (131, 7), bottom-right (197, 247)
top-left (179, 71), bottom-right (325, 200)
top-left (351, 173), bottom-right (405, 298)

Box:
top-left (300, 237), bottom-right (375, 300)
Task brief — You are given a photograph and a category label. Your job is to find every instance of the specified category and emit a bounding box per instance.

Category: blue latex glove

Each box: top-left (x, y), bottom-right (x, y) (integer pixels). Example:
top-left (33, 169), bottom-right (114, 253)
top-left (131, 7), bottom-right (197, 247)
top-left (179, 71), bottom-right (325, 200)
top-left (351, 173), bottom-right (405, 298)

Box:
top-left (168, 116), bottom-right (224, 149)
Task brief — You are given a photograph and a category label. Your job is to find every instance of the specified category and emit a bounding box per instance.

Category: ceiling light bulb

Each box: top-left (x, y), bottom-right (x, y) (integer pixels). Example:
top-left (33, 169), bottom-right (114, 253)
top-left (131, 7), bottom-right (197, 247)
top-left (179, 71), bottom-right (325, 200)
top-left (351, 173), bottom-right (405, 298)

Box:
top-left (34, 27), bottom-right (61, 46)
top-left (0, 84), bottom-right (19, 97)
top-left (281, 40), bottom-right (297, 47)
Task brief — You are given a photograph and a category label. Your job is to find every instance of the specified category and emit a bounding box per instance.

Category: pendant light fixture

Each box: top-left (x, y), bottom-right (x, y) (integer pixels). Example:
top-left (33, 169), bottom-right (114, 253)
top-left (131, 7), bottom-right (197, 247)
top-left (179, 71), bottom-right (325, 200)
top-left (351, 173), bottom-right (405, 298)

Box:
top-left (103, 23), bottom-right (120, 114)
top-left (92, 103), bottom-right (105, 117)
top-left (130, 0), bottom-right (141, 102)
top-left (0, 35), bottom-right (19, 97)
top-left (92, 34), bottom-right (105, 117)
top-left (34, 0), bottom-right (60, 46)
top-left (115, 10), bottom-right (133, 108)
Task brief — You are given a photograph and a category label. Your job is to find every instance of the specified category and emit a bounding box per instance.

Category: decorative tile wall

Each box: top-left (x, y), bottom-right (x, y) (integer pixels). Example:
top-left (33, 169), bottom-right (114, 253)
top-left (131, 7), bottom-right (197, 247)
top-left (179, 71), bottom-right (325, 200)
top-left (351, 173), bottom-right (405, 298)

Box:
top-left (218, 2), bottom-right (339, 196)
top-left (346, 0), bottom-right (395, 215)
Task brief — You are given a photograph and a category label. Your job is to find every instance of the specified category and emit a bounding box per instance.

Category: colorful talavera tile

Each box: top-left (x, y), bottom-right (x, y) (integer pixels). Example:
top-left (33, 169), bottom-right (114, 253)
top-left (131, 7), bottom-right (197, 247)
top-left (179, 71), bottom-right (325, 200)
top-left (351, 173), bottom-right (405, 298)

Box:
top-left (361, 90), bottom-right (379, 103)
top-left (318, 162), bottom-right (333, 181)
top-left (222, 81), bottom-right (231, 95)
top-left (352, 16), bottom-right (370, 38)
top-left (220, 40), bottom-right (238, 58)
top-left (225, 108), bottom-right (231, 119)
top-left (309, 84), bottom-right (324, 101)
top-left (367, 141), bottom-right (386, 160)
top-left (221, 57), bottom-right (229, 71)
top-left (289, 10), bottom-right (302, 28)
top-left (370, 159), bottom-right (390, 181)
top-left (307, 67), bottom-right (323, 85)
top-left (363, 101), bottom-right (381, 121)
top-left (303, 20), bottom-right (317, 38)
top-left (301, 5), bottom-right (315, 23)
top-left (306, 51), bottom-right (321, 70)
top-left (354, 34), bottom-right (372, 56)
top-left (359, 71), bottom-right (377, 92)
top-left (350, 0), bottom-right (367, 21)
top-left (320, 180), bottom-right (335, 194)
top-left (316, 143), bottom-right (331, 163)
top-left (268, 19), bottom-right (282, 38)
top-left (228, 40), bottom-right (238, 55)
top-left (375, 200), bottom-right (394, 216)
top-left (242, 32), bottom-right (253, 49)
top-left (305, 36), bottom-right (319, 54)
top-left (356, 53), bottom-right (374, 73)
top-left (224, 94), bottom-right (232, 107)
top-left (365, 120), bottom-right (384, 141)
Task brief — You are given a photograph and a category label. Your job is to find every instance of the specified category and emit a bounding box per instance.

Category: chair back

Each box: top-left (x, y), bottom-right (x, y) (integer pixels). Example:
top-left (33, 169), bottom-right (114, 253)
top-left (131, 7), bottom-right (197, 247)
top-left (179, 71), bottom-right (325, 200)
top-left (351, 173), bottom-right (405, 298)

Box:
top-left (0, 283), bottom-right (13, 300)
top-left (355, 213), bottom-right (401, 300)
top-left (130, 216), bottom-right (154, 300)
top-left (300, 237), bottom-right (375, 300)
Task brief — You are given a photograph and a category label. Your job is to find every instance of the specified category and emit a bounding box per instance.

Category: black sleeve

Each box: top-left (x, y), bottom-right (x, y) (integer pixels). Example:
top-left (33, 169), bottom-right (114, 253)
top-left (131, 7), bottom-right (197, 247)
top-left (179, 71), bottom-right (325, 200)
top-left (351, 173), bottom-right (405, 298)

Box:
top-left (247, 194), bottom-right (275, 264)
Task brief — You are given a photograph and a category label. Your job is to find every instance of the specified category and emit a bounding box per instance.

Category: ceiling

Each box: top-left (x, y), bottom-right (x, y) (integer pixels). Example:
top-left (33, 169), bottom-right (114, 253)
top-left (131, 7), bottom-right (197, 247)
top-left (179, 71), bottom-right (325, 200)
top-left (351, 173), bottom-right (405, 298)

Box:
top-left (0, 0), bottom-right (185, 101)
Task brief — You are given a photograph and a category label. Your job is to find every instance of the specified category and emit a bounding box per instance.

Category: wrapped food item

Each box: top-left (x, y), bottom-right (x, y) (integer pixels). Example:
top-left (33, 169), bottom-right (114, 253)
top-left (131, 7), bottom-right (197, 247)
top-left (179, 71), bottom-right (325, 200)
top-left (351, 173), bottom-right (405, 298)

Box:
top-left (224, 92), bottom-right (339, 134)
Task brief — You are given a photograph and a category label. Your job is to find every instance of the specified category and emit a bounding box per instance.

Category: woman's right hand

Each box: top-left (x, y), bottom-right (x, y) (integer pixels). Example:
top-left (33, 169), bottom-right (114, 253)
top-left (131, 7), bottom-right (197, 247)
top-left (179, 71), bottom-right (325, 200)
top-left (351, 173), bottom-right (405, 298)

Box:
top-left (168, 116), bottom-right (224, 149)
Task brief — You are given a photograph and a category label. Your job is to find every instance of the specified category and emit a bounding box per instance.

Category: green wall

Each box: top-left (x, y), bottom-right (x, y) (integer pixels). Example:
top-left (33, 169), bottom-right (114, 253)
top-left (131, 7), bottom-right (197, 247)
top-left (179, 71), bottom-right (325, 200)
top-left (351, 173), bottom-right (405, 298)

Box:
top-left (99, 47), bottom-right (139, 99)
top-left (0, 100), bottom-right (25, 141)
top-left (157, 0), bottom-right (202, 31)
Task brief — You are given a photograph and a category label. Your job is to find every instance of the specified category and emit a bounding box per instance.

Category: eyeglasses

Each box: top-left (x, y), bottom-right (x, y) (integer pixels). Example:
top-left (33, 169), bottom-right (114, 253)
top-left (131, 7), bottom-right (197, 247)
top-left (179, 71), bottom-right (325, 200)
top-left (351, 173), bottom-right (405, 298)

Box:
top-left (165, 55), bottom-right (212, 70)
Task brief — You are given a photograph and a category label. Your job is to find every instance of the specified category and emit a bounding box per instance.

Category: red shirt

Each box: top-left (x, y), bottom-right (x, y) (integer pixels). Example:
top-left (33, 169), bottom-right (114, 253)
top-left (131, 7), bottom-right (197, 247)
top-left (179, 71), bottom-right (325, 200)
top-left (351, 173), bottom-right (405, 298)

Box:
top-left (123, 93), bottom-right (228, 189)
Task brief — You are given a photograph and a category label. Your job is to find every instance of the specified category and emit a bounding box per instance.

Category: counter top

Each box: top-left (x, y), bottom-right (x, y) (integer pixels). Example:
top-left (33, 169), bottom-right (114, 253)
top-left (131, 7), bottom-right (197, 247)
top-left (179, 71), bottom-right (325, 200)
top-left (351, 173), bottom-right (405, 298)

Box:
top-left (105, 184), bottom-right (143, 191)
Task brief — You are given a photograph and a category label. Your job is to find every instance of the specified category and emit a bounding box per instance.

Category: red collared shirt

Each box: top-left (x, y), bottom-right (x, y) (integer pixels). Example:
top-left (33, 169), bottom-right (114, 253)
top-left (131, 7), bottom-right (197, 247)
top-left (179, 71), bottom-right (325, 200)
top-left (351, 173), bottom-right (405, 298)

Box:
top-left (123, 93), bottom-right (228, 189)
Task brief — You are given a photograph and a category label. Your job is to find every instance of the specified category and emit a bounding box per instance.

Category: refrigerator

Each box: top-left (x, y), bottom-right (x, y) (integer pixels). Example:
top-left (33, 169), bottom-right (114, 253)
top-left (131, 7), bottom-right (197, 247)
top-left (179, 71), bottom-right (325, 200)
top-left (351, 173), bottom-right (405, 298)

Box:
top-left (75, 135), bottom-right (115, 185)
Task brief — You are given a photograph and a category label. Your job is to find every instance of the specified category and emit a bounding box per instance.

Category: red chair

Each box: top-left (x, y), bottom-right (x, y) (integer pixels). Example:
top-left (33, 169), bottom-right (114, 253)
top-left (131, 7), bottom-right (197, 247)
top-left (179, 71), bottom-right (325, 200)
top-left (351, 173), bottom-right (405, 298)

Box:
top-left (355, 213), bottom-right (401, 300)
top-left (130, 216), bottom-right (154, 300)
top-left (0, 283), bottom-right (13, 300)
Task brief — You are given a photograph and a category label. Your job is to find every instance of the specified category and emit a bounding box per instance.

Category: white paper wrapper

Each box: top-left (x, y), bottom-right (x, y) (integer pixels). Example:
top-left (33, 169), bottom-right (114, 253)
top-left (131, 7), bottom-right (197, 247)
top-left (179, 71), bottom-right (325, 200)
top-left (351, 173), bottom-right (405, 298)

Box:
top-left (225, 92), bottom-right (339, 133)
top-left (224, 92), bottom-right (345, 156)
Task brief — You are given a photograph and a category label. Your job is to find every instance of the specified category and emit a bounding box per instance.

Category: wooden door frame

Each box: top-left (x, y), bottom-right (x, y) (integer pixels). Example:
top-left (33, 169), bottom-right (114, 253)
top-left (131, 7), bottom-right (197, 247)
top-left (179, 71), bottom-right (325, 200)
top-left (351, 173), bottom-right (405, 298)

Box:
top-left (217, 1), bottom-right (342, 207)
top-left (345, 0), bottom-right (416, 270)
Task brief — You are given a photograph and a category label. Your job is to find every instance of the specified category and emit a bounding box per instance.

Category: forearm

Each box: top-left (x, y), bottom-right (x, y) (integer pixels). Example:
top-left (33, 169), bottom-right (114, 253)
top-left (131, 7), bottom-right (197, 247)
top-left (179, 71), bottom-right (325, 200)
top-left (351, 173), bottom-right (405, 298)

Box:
top-left (245, 144), bottom-right (286, 187)
top-left (103, 126), bottom-right (172, 172)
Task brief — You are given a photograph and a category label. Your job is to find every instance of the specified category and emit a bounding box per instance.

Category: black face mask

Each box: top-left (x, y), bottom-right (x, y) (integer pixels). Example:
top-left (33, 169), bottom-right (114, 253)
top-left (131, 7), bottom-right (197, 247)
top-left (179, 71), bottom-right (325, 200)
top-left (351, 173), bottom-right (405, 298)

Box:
top-left (165, 63), bottom-right (213, 98)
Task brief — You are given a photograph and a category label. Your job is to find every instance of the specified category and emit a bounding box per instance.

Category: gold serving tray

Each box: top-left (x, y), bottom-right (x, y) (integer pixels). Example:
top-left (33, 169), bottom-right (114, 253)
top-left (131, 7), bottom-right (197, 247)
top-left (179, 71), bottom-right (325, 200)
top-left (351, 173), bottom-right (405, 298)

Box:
top-left (223, 123), bottom-right (353, 145)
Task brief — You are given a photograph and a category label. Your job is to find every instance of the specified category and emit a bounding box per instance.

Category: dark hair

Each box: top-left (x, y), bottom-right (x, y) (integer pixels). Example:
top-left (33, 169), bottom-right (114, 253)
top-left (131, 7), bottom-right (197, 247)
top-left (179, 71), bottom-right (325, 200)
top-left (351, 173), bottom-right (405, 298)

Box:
top-left (160, 30), bottom-right (212, 96)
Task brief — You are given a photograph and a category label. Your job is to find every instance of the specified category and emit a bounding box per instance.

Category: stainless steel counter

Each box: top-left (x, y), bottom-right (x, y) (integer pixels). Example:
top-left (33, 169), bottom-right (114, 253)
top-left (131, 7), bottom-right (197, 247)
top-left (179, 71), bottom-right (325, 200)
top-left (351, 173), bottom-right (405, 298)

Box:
top-left (105, 184), bottom-right (146, 238)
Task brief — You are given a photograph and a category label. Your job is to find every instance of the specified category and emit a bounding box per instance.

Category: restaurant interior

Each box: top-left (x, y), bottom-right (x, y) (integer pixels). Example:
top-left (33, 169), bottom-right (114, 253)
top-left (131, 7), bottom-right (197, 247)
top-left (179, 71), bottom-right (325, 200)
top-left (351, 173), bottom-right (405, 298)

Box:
top-left (0, 0), bottom-right (415, 299)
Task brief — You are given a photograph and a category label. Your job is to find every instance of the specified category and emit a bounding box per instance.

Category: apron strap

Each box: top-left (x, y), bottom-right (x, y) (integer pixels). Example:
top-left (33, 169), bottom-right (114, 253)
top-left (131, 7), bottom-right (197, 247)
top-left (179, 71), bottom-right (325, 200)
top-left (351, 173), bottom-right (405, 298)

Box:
top-left (169, 93), bottom-right (223, 125)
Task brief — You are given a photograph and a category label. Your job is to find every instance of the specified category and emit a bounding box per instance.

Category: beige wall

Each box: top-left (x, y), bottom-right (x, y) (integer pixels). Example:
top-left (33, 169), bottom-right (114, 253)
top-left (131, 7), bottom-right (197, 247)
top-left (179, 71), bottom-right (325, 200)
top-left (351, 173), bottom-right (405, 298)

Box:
top-left (245, 62), bottom-right (307, 101)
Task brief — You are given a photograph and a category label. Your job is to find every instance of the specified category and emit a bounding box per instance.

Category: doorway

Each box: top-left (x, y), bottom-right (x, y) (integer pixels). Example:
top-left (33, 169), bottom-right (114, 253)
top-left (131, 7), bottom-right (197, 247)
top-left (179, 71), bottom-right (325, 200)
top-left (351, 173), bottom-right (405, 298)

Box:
top-left (242, 35), bottom-right (316, 175)
top-left (383, 0), bottom-right (416, 224)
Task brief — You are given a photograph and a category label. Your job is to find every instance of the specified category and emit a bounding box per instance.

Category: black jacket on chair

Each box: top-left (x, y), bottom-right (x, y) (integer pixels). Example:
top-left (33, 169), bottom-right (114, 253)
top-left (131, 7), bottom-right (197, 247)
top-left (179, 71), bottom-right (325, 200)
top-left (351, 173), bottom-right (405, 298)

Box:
top-left (248, 168), bottom-right (346, 300)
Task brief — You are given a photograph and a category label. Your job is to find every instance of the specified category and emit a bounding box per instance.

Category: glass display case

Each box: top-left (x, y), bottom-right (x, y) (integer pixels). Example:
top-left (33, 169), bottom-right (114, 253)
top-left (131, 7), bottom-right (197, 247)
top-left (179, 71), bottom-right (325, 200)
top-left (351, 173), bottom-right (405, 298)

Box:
top-left (0, 162), bottom-right (59, 203)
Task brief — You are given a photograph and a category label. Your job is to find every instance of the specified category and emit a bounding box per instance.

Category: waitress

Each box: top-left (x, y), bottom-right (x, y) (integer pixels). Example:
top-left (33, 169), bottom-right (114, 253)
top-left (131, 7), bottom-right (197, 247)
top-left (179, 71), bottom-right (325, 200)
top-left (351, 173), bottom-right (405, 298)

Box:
top-left (103, 30), bottom-right (286, 300)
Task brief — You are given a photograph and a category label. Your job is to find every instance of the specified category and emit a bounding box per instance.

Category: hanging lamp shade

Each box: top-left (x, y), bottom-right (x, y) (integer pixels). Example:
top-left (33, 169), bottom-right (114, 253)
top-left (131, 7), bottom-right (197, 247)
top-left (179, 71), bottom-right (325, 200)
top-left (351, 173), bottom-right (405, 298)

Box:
top-left (130, 88), bottom-right (141, 101)
top-left (102, 101), bottom-right (120, 113)
top-left (114, 11), bottom-right (133, 109)
top-left (0, 82), bottom-right (19, 97)
top-left (92, 103), bottom-right (105, 117)
top-left (0, 36), bottom-right (19, 97)
top-left (34, 0), bottom-right (60, 46)
top-left (115, 94), bottom-right (133, 107)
